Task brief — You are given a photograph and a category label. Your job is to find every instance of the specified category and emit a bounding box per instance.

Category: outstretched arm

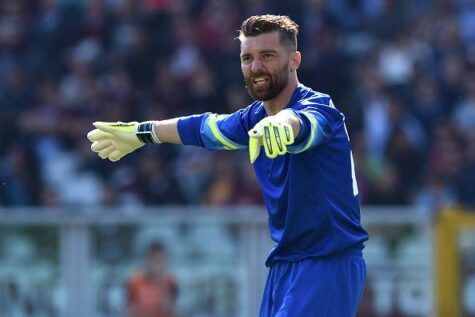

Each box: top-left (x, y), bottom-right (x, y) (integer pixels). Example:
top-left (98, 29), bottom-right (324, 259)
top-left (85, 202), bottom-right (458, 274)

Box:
top-left (87, 110), bottom-right (250, 161)
top-left (87, 108), bottom-right (305, 162)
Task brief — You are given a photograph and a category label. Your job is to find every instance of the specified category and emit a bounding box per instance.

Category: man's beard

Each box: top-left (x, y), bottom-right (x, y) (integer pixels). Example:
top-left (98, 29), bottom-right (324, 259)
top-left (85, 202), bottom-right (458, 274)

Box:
top-left (244, 63), bottom-right (289, 101)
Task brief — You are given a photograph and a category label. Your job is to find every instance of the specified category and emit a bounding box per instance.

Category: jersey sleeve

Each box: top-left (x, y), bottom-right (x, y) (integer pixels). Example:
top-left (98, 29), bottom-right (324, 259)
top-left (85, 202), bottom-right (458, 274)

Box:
top-left (177, 108), bottom-right (253, 150)
top-left (287, 98), bottom-right (345, 154)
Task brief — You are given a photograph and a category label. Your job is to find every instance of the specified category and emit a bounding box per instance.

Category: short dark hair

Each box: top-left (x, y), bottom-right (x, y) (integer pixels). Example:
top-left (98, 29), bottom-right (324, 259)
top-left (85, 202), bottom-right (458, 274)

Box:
top-left (238, 15), bottom-right (299, 51)
top-left (147, 241), bottom-right (165, 256)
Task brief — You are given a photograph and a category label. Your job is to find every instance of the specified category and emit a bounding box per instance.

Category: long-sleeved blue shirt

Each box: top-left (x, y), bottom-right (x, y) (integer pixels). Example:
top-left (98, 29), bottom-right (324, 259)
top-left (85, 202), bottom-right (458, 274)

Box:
top-left (178, 84), bottom-right (368, 266)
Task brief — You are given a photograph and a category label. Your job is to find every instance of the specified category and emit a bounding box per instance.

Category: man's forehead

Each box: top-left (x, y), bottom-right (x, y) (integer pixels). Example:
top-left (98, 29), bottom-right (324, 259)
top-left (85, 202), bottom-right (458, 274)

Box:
top-left (240, 32), bottom-right (282, 54)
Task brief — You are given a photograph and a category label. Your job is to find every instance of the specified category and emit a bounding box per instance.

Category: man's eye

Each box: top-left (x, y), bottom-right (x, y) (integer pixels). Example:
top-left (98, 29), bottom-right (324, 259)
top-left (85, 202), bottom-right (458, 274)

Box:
top-left (263, 54), bottom-right (273, 59)
top-left (242, 56), bottom-right (251, 63)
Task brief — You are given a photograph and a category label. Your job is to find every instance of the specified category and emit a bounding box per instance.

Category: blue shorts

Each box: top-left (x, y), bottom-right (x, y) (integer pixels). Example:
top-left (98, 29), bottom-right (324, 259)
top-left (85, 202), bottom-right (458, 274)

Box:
top-left (259, 251), bottom-right (366, 317)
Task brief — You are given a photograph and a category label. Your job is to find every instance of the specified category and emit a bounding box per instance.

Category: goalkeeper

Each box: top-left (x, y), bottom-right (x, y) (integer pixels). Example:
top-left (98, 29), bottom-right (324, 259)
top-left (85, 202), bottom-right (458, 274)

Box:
top-left (88, 15), bottom-right (368, 317)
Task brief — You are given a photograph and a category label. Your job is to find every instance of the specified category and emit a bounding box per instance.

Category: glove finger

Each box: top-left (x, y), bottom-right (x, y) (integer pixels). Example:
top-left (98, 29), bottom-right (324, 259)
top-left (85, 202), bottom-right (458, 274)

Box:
top-left (98, 146), bottom-right (115, 159)
top-left (263, 125), bottom-right (278, 159)
top-left (87, 129), bottom-right (110, 142)
top-left (249, 136), bottom-right (262, 163)
top-left (248, 127), bottom-right (263, 138)
top-left (282, 124), bottom-right (294, 145)
top-left (93, 121), bottom-right (137, 134)
top-left (274, 125), bottom-right (286, 155)
top-left (108, 150), bottom-right (123, 162)
top-left (91, 140), bottom-right (112, 152)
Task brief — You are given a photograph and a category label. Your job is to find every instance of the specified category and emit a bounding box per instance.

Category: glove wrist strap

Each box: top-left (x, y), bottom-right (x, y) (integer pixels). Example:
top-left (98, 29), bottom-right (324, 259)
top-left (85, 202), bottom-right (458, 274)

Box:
top-left (136, 121), bottom-right (161, 144)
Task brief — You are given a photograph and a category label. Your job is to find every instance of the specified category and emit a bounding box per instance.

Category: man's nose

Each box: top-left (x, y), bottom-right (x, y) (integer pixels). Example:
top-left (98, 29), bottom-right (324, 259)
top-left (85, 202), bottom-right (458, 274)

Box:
top-left (250, 59), bottom-right (264, 74)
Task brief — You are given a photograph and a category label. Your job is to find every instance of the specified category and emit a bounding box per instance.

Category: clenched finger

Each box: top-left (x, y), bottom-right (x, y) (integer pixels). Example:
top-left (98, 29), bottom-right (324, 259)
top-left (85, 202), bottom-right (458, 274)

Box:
top-left (91, 140), bottom-right (112, 152)
top-left (263, 125), bottom-right (278, 158)
top-left (98, 146), bottom-right (115, 159)
top-left (87, 129), bottom-right (110, 142)
top-left (108, 150), bottom-right (123, 162)
top-left (282, 124), bottom-right (294, 144)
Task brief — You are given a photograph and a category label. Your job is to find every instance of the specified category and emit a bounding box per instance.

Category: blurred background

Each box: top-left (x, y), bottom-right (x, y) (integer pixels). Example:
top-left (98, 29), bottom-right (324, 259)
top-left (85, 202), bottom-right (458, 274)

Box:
top-left (0, 0), bottom-right (474, 316)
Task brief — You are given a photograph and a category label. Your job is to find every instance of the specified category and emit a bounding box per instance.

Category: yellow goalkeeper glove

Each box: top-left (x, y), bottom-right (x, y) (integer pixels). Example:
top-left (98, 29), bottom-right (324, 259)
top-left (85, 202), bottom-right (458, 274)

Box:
top-left (87, 121), bottom-right (160, 162)
top-left (248, 114), bottom-right (294, 164)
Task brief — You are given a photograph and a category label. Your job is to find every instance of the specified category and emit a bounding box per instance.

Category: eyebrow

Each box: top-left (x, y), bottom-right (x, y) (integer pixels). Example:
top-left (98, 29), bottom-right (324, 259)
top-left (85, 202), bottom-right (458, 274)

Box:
top-left (259, 49), bottom-right (278, 54)
top-left (240, 49), bottom-right (279, 57)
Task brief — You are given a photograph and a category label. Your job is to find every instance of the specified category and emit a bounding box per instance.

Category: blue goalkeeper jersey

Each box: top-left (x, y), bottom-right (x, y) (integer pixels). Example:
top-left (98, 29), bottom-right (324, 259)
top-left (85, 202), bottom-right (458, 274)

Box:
top-left (177, 84), bottom-right (368, 266)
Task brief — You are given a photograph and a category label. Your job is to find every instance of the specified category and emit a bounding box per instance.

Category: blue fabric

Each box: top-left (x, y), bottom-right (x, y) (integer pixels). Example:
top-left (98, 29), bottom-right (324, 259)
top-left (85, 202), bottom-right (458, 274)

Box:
top-left (177, 84), bottom-right (369, 266)
top-left (260, 251), bottom-right (366, 317)
top-left (178, 113), bottom-right (208, 147)
top-left (178, 103), bottom-right (266, 147)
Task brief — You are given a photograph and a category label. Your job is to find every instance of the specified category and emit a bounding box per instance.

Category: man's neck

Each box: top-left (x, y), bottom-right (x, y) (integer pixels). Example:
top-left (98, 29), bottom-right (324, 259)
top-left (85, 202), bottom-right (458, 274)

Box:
top-left (263, 77), bottom-right (299, 115)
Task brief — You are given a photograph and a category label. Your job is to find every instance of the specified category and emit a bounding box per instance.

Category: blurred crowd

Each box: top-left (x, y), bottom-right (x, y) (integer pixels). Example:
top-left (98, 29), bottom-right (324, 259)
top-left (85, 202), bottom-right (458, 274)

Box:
top-left (0, 0), bottom-right (475, 212)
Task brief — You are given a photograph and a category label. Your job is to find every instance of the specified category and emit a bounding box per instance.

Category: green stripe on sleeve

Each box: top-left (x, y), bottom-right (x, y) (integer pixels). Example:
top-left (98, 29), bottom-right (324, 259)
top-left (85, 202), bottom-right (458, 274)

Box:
top-left (208, 115), bottom-right (241, 150)
top-left (300, 112), bottom-right (318, 152)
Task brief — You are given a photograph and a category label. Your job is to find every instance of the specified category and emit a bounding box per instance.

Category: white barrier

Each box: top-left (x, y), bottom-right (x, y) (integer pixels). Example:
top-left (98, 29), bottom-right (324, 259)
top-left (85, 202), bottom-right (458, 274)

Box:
top-left (0, 206), bottom-right (434, 317)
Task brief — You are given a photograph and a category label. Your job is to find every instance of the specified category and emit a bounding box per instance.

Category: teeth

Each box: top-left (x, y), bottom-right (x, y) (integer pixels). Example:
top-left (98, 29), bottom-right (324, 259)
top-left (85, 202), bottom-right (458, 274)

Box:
top-left (253, 76), bottom-right (268, 83)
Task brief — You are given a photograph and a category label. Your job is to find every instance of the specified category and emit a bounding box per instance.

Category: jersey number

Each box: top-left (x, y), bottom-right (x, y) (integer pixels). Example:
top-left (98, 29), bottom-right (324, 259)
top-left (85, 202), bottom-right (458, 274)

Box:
top-left (350, 151), bottom-right (359, 196)
top-left (344, 124), bottom-right (359, 196)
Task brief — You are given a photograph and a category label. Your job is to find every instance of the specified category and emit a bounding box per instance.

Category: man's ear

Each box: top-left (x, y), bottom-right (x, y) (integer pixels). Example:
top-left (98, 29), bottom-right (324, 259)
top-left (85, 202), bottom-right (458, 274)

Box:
top-left (292, 51), bottom-right (301, 71)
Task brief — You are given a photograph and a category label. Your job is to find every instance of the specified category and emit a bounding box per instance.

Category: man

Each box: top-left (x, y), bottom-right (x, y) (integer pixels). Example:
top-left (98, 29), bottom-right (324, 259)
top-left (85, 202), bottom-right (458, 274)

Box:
top-left (127, 242), bottom-right (178, 317)
top-left (88, 15), bottom-right (368, 316)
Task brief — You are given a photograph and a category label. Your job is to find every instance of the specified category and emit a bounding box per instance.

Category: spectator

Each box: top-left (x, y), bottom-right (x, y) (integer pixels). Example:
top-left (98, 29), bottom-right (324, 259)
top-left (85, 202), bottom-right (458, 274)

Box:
top-left (453, 134), bottom-right (475, 209)
top-left (415, 174), bottom-right (455, 215)
top-left (127, 242), bottom-right (178, 317)
top-left (452, 71), bottom-right (475, 135)
top-left (0, 143), bottom-right (40, 206)
top-left (359, 62), bottom-right (391, 160)
top-left (135, 149), bottom-right (185, 205)
top-left (412, 76), bottom-right (445, 136)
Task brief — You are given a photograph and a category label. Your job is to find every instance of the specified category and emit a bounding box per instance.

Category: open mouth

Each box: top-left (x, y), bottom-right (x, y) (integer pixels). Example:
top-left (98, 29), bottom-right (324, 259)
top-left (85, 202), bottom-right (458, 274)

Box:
top-left (252, 75), bottom-right (270, 87)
